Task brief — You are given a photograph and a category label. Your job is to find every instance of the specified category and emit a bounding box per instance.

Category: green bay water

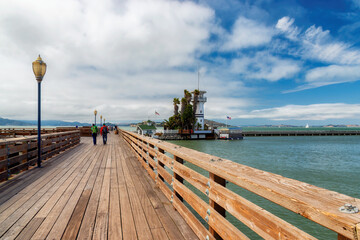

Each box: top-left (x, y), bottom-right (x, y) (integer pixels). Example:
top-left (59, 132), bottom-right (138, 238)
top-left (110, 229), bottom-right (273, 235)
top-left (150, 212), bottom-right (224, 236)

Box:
top-left (169, 136), bottom-right (360, 239)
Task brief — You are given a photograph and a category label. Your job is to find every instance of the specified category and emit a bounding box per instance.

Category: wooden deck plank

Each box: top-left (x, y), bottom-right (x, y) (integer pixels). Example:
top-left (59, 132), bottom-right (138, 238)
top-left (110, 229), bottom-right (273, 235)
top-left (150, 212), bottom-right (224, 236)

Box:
top-left (45, 146), bottom-right (104, 239)
top-left (19, 143), bottom-right (97, 239)
top-left (108, 144), bottom-right (122, 240)
top-left (0, 141), bottom-right (86, 206)
top-left (0, 143), bottom-right (86, 217)
top-left (0, 145), bottom-right (83, 208)
top-left (14, 217), bottom-right (44, 240)
top-left (76, 144), bottom-right (108, 240)
top-left (121, 147), bottom-right (163, 230)
top-left (123, 142), bottom-right (189, 240)
top-left (119, 143), bottom-right (153, 240)
top-left (93, 145), bottom-right (112, 240)
top-left (0, 143), bottom-right (93, 238)
top-left (151, 227), bottom-right (170, 240)
top-left (62, 146), bottom-right (106, 239)
top-left (0, 135), bottom-right (200, 240)
top-left (114, 140), bottom-right (137, 240)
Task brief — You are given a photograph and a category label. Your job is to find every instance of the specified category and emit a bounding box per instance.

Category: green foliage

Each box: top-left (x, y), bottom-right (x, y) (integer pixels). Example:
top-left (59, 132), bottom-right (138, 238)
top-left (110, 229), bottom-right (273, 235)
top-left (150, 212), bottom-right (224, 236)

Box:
top-left (166, 89), bottom-right (199, 130)
top-left (181, 104), bottom-right (195, 130)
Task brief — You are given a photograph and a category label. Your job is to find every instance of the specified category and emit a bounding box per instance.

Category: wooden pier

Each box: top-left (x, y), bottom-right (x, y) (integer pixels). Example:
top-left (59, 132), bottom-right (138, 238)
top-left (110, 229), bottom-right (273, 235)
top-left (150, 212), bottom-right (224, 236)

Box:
top-left (0, 130), bottom-right (359, 240)
top-left (0, 134), bottom-right (197, 239)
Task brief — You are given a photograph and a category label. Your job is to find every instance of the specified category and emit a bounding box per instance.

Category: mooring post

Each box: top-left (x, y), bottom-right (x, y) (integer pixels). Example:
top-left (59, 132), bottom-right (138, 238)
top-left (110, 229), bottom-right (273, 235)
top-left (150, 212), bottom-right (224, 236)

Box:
top-left (209, 172), bottom-right (226, 240)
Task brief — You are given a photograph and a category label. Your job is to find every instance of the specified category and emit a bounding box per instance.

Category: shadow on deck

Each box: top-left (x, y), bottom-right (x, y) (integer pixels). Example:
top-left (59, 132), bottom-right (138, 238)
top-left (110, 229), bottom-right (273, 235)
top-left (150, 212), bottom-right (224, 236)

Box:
top-left (0, 134), bottom-right (198, 239)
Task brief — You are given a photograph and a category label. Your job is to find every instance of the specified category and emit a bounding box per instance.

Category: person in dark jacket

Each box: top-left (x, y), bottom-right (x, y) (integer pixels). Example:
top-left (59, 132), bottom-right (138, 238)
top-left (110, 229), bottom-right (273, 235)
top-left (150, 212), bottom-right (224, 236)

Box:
top-left (100, 124), bottom-right (109, 144)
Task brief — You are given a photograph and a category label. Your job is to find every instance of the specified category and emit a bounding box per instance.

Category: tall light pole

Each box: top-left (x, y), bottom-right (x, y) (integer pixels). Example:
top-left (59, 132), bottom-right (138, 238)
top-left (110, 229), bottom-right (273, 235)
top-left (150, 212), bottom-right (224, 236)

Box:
top-left (94, 110), bottom-right (97, 126)
top-left (100, 115), bottom-right (102, 125)
top-left (104, 118), bottom-right (106, 125)
top-left (32, 55), bottom-right (47, 168)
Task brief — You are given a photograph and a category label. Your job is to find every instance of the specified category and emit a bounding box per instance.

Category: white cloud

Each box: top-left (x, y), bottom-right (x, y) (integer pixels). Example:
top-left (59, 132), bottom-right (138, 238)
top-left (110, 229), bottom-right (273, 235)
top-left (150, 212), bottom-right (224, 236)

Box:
top-left (222, 17), bottom-right (274, 50)
top-left (276, 17), bottom-right (360, 65)
top-left (0, 0), bottom-right (234, 122)
top-left (230, 52), bottom-right (301, 81)
top-left (239, 103), bottom-right (360, 120)
top-left (276, 16), bottom-right (299, 40)
top-left (285, 64), bottom-right (360, 92)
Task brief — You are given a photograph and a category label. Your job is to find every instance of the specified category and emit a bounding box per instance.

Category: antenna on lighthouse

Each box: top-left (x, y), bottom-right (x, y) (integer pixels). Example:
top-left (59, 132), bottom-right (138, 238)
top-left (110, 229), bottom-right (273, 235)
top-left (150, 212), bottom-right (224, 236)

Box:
top-left (197, 63), bottom-right (200, 91)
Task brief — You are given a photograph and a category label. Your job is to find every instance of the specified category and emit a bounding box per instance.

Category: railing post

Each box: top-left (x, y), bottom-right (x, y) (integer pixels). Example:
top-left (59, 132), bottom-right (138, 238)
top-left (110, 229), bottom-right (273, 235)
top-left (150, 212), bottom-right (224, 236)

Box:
top-left (338, 234), bottom-right (351, 240)
top-left (173, 156), bottom-right (184, 202)
top-left (209, 173), bottom-right (226, 240)
top-left (158, 148), bottom-right (165, 182)
top-left (6, 143), bottom-right (10, 180)
top-left (148, 143), bottom-right (155, 171)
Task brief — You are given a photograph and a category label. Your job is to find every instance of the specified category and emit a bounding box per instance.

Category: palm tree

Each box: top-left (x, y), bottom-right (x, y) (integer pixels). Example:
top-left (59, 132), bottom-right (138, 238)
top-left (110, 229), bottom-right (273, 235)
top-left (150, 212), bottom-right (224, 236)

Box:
top-left (184, 89), bottom-right (192, 105)
top-left (173, 98), bottom-right (180, 116)
top-left (180, 97), bottom-right (187, 115)
top-left (192, 89), bottom-right (200, 119)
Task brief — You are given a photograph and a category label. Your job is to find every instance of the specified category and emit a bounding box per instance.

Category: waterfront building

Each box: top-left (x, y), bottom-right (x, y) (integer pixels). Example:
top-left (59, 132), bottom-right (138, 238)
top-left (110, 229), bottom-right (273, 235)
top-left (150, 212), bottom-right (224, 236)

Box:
top-left (136, 124), bottom-right (156, 137)
top-left (192, 90), bottom-right (207, 130)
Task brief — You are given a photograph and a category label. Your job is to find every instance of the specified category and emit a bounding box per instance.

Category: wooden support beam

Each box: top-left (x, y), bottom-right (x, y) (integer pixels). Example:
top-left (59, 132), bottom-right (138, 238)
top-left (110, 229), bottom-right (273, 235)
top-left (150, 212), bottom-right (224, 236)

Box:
top-left (209, 173), bottom-right (226, 240)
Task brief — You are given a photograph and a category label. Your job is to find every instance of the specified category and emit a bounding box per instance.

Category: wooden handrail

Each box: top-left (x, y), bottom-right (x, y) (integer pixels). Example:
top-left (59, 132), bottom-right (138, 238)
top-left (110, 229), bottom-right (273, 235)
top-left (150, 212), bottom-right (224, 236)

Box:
top-left (0, 131), bottom-right (80, 182)
top-left (121, 130), bottom-right (360, 240)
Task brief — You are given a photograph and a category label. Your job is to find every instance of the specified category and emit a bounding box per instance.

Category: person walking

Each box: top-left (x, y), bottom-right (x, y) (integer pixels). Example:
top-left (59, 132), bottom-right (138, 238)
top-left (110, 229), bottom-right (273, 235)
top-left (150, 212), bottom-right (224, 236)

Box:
top-left (91, 124), bottom-right (98, 145)
top-left (100, 123), bottom-right (109, 145)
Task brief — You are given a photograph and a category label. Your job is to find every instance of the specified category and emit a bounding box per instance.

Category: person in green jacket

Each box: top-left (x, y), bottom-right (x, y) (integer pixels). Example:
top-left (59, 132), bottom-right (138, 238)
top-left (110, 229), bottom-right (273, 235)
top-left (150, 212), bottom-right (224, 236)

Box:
top-left (91, 124), bottom-right (98, 145)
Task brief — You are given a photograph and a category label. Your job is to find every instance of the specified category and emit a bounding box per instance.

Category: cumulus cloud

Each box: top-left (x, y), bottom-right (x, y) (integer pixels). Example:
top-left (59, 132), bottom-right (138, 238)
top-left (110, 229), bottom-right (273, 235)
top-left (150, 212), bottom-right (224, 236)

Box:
top-left (276, 15), bottom-right (360, 91)
top-left (221, 17), bottom-right (274, 50)
top-left (239, 103), bottom-right (360, 120)
top-left (230, 52), bottom-right (301, 82)
top-left (276, 16), bottom-right (299, 40)
top-left (0, 0), bottom-right (239, 122)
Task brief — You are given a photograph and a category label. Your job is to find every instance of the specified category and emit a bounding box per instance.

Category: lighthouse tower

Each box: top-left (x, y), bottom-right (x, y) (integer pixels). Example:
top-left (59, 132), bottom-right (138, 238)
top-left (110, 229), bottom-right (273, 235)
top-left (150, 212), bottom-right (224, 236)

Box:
top-left (192, 90), bottom-right (207, 130)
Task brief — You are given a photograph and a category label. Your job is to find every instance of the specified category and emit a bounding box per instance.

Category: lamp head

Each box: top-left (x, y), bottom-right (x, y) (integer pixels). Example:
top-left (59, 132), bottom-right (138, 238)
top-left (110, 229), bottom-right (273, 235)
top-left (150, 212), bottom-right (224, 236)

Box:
top-left (94, 110), bottom-right (97, 115)
top-left (32, 55), bottom-right (47, 82)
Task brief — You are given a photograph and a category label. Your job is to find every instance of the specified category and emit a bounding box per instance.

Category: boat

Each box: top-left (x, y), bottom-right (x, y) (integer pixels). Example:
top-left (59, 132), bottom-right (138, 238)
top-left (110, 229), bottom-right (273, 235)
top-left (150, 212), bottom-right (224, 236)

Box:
top-left (305, 124), bottom-right (309, 128)
top-left (214, 127), bottom-right (243, 140)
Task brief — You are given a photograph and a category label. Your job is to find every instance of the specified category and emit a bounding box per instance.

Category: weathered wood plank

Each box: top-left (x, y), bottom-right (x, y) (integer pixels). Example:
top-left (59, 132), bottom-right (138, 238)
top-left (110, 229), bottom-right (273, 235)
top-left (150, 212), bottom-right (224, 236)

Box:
top-left (77, 145), bottom-right (108, 240)
top-left (119, 144), bottom-right (153, 240)
top-left (108, 144), bottom-right (122, 240)
top-left (93, 145), bottom-right (112, 240)
top-left (114, 143), bottom-right (137, 240)
top-left (0, 144), bottom-right (91, 238)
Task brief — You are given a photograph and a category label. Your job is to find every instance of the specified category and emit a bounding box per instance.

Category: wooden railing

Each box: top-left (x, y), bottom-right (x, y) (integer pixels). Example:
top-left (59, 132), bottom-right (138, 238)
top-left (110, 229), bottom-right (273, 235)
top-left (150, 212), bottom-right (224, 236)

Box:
top-left (0, 130), bottom-right (80, 182)
top-left (121, 130), bottom-right (360, 240)
top-left (0, 126), bottom-right (91, 138)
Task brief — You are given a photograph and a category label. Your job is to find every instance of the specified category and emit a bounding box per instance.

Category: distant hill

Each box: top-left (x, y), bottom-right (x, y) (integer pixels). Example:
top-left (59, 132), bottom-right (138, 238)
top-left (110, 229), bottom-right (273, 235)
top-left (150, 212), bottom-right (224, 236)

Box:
top-left (0, 117), bottom-right (34, 126)
top-left (0, 117), bottom-right (90, 126)
top-left (205, 119), bottom-right (235, 128)
top-left (22, 120), bottom-right (90, 126)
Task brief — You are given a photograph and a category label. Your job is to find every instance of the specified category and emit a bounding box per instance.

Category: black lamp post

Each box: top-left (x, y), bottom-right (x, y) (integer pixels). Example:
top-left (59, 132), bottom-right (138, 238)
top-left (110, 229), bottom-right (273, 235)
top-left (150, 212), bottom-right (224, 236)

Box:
top-left (32, 55), bottom-right (47, 168)
top-left (94, 110), bottom-right (97, 125)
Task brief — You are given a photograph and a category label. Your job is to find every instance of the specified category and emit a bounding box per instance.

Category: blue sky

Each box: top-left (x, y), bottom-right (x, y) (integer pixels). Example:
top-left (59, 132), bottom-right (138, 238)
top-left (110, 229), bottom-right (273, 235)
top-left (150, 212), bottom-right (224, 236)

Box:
top-left (1, 0), bottom-right (360, 125)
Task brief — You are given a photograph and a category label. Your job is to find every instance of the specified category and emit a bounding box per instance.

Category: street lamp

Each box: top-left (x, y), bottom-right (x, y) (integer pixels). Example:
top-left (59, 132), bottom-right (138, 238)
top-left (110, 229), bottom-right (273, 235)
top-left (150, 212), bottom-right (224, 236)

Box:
top-left (104, 118), bottom-right (106, 125)
top-left (32, 55), bottom-right (47, 168)
top-left (100, 115), bottom-right (102, 125)
top-left (94, 110), bottom-right (97, 125)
